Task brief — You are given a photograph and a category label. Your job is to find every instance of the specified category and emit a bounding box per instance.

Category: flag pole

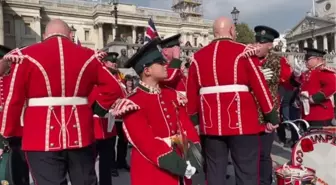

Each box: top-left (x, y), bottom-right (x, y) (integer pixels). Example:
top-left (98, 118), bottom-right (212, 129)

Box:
top-left (312, 0), bottom-right (315, 16)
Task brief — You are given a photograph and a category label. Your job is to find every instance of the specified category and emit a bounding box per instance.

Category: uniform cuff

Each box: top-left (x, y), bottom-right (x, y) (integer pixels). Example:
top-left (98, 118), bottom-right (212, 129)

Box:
top-left (158, 151), bottom-right (187, 176)
top-left (92, 101), bottom-right (108, 117)
top-left (168, 58), bottom-right (182, 69)
top-left (312, 92), bottom-right (326, 104)
top-left (189, 114), bottom-right (199, 126)
top-left (264, 108), bottom-right (280, 125)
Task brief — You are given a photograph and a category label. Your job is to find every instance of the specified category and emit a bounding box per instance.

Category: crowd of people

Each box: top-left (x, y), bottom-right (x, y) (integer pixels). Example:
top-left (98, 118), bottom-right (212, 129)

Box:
top-left (0, 14), bottom-right (335, 185)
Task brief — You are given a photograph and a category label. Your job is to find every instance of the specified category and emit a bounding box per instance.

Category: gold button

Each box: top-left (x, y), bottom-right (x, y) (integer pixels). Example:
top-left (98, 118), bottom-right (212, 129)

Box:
top-left (74, 141), bottom-right (78, 144)
top-left (50, 143), bottom-right (54, 147)
top-left (50, 126), bottom-right (54, 130)
top-left (161, 101), bottom-right (164, 104)
top-left (169, 122), bottom-right (172, 126)
top-left (164, 108), bottom-right (167, 111)
top-left (73, 125), bottom-right (77, 128)
top-left (171, 130), bottom-right (175, 134)
top-left (166, 115), bottom-right (170, 119)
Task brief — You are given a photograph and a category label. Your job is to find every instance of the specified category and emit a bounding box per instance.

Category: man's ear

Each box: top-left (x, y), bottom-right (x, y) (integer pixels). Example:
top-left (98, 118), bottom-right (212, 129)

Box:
top-left (143, 67), bottom-right (151, 76)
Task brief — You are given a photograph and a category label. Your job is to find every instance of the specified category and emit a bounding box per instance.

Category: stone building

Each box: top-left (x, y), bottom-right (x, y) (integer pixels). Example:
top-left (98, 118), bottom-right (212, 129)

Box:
top-left (0, 0), bottom-right (213, 49)
top-left (285, 0), bottom-right (336, 53)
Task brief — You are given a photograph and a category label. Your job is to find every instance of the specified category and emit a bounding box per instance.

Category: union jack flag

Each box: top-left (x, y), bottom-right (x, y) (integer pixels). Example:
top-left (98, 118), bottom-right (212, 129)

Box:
top-left (144, 18), bottom-right (159, 44)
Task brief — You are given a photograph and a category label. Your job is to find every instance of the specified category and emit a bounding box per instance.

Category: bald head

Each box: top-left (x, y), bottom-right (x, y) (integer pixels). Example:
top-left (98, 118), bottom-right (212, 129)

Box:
top-left (213, 16), bottom-right (236, 40)
top-left (43, 19), bottom-right (71, 40)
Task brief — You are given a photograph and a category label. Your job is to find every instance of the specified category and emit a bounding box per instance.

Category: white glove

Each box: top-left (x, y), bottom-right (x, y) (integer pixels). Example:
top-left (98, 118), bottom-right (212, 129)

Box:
top-left (184, 161), bottom-right (196, 179)
top-left (260, 67), bottom-right (273, 80)
top-left (293, 58), bottom-right (306, 77)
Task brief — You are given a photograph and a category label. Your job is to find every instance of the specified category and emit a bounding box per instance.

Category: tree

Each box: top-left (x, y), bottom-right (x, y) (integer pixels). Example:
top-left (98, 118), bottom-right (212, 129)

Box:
top-left (236, 23), bottom-right (255, 44)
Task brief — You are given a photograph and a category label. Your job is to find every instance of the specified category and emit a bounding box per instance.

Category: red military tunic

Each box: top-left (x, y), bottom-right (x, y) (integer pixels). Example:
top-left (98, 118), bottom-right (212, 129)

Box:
top-left (187, 38), bottom-right (279, 136)
top-left (121, 82), bottom-right (200, 185)
top-left (299, 65), bottom-right (336, 121)
top-left (1, 35), bottom-right (124, 151)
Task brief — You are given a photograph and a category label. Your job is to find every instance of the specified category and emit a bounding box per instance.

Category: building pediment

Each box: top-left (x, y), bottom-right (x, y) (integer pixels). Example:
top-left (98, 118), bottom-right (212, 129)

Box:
top-left (289, 16), bottom-right (335, 37)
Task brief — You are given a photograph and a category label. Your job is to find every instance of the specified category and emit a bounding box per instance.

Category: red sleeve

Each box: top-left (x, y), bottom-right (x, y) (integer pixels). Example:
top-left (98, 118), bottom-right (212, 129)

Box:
top-left (92, 60), bottom-right (125, 116)
top-left (0, 53), bottom-right (27, 137)
top-left (186, 61), bottom-right (201, 125)
top-left (319, 71), bottom-right (336, 98)
top-left (279, 57), bottom-right (293, 84)
top-left (162, 58), bottom-right (183, 88)
top-left (245, 57), bottom-right (279, 124)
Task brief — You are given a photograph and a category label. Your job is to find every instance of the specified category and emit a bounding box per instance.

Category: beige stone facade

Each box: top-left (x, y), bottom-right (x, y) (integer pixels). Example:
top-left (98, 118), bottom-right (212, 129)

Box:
top-left (0, 0), bottom-right (213, 49)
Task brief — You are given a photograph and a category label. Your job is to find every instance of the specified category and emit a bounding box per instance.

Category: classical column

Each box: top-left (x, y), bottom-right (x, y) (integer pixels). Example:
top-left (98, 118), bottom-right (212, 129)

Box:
top-left (14, 15), bottom-right (21, 47)
top-left (323, 35), bottom-right (328, 51)
top-left (304, 40), bottom-right (308, 47)
top-left (132, 26), bottom-right (136, 44)
top-left (97, 23), bottom-right (104, 49)
top-left (313, 38), bottom-right (317, 49)
top-left (34, 16), bottom-right (41, 42)
top-left (0, 1), bottom-right (4, 45)
top-left (334, 33), bottom-right (336, 51)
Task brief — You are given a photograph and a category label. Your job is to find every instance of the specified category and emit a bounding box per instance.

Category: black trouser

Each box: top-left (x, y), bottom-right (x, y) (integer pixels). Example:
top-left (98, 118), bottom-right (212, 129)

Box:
top-left (115, 121), bottom-right (128, 166)
top-left (96, 137), bottom-right (117, 185)
top-left (259, 132), bottom-right (275, 185)
top-left (200, 135), bottom-right (207, 174)
top-left (25, 144), bottom-right (97, 185)
top-left (204, 135), bottom-right (259, 185)
top-left (8, 137), bottom-right (30, 185)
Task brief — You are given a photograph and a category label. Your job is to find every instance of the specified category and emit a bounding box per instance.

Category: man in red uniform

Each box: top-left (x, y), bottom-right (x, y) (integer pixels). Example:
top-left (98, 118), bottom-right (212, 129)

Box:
top-left (113, 38), bottom-right (201, 185)
top-left (187, 17), bottom-right (280, 185)
top-left (0, 19), bottom-right (124, 185)
top-left (299, 48), bottom-right (336, 127)
top-left (251, 25), bottom-right (293, 185)
top-left (104, 52), bottom-right (130, 171)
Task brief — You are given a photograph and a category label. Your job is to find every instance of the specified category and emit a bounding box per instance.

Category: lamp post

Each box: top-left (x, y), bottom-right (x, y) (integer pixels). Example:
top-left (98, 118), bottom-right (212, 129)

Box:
top-left (231, 7), bottom-right (240, 26)
top-left (278, 40), bottom-right (283, 52)
top-left (111, 0), bottom-right (120, 41)
top-left (308, 20), bottom-right (315, 48)
top-left (70, 25), bottom-right (77, 42)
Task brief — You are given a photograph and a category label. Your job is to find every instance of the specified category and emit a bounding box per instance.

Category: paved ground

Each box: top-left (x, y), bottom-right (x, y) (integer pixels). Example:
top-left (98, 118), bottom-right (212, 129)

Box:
top-left (28, 141), bottom-right (291, 185)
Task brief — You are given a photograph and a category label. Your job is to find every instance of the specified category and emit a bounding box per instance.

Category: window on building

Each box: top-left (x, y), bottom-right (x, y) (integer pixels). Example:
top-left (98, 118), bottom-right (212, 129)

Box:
top-left (24, 23), bottom-right (32, 35)
top-left (4, 21), bottom-right (10, 34)
top-left (84, 30), bottom-right (90, 41)
top-left (194, 37), bottom-right (197, 47)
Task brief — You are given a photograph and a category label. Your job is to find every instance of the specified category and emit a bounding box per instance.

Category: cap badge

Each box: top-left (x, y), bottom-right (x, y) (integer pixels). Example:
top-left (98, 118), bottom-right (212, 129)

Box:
top-left (261, 30), bottom-right (266, 35)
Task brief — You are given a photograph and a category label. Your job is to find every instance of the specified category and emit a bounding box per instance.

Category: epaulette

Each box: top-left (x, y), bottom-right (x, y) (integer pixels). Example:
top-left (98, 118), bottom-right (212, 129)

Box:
top-left (3, 48), bottom-right (25, 64)
top-left (242, 44), bottom-right (261, 58)
top-left (320, 66), bottom-right (336, 73)
top-left (110, 97), bottom-right (140, 117)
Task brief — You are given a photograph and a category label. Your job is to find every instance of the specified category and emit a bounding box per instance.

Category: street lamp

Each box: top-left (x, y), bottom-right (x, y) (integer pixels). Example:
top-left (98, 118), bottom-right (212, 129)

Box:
top-left (231, 7), bottom-right (240, 26)
top-left (111, 0), bottom-right (120, 41)
top-left (70, 25), bottom-right (77, 42)
top-left (308, 20), bottom-right (315, 48)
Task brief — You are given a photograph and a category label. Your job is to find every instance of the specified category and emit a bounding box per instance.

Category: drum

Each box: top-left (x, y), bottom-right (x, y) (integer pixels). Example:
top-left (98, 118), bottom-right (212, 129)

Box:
top-left (292, 131), bottom-right (336, 185)
top-left (275, 164), bottom-right (316, 185)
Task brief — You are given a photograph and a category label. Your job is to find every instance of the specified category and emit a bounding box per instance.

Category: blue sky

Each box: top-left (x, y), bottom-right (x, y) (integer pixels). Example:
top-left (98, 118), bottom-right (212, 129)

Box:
top-left (119, 0), bottom-right (312, 33)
